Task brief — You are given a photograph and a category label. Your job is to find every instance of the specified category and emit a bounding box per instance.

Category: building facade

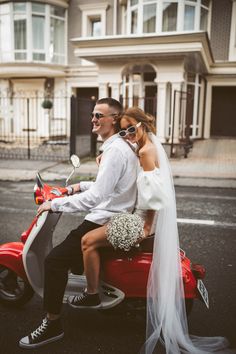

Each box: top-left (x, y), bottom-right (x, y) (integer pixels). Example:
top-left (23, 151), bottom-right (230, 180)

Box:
top-left (0, 0), bottom-right (236, 156)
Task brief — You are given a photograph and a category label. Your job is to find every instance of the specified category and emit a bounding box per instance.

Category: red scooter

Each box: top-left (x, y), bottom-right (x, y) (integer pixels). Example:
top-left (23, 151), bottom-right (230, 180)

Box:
top-left (0, 155), bottom-right (209, 316)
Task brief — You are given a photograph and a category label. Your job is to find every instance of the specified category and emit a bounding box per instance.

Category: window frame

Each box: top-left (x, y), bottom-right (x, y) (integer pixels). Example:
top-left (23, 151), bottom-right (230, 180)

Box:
top-left (0, 2), bottom-right (67, 65)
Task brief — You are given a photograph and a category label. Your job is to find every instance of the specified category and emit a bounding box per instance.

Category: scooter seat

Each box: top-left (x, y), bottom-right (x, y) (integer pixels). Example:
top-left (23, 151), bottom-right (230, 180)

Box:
top-left (99, 234), bottom-right (155, 258)
top-left (138, 234), bottom-right (154, 252)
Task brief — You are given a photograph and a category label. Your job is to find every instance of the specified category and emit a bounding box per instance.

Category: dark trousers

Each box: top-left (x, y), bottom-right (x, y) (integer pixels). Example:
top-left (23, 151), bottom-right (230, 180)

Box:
top-left (43, 220), bottom-right (101, 314)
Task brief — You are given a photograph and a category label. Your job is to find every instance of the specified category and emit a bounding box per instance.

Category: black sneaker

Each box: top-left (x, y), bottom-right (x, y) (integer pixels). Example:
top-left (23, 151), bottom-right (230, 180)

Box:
top-left (19, 317), bottom-right (64, 349)
top-left (67, 290), bottom-right (101, 309)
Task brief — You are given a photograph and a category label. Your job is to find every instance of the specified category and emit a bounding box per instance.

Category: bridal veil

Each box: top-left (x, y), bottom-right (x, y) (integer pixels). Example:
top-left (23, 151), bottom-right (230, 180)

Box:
top-left (141, 133), bottom-right (233, 354)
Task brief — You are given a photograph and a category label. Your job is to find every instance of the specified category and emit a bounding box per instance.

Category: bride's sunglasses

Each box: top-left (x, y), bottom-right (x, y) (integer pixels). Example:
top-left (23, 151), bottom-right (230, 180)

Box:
top-left (118, 122), bottom-right (141, 138)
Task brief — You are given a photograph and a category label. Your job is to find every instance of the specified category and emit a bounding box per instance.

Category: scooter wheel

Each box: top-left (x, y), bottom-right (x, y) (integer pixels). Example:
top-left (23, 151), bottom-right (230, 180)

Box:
top-left (0, 266), bottom-right (34, 307)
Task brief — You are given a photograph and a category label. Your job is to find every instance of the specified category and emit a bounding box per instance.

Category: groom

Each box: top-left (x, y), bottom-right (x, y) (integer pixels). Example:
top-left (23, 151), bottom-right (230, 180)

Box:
top-left (19, 97), bottom-right (138, 349)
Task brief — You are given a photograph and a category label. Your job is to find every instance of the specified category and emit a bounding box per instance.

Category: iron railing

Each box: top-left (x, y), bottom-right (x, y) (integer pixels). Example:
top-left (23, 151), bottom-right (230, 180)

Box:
top-left (0, 90), bottom-right (69, 161)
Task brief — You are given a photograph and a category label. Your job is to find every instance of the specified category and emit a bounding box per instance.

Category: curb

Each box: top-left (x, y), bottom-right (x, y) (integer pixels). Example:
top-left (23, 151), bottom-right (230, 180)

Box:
top-left (173, 177), bottom-right (236, 188)
top-left (0, 169), bottom-right (235, 188)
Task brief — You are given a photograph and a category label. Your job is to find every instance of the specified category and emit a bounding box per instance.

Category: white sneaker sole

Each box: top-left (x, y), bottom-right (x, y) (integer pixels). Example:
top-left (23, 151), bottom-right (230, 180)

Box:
top-left (68, 301), bottom-right (102, 309)
top-left (19, 332), bottom-right (64, 349)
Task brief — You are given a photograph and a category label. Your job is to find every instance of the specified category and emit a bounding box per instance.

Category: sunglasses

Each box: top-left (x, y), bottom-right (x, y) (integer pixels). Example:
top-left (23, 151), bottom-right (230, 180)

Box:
top-left (90, 112), bottom-right (117, 119)
top-left (118, 122), bottom-right (141, 137)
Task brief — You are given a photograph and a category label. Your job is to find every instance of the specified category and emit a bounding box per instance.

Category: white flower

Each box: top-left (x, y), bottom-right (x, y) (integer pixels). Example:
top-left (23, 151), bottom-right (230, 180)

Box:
top-left (106, 213), bottom-right (145, 251)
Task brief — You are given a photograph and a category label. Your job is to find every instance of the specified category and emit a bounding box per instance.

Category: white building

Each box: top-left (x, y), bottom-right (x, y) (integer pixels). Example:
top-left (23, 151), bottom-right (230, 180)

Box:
top-left (0, 0), bottom-right (236, 157)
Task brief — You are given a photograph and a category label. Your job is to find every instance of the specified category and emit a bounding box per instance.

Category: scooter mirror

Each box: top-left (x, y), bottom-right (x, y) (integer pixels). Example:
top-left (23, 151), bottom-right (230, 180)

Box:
top-left (70, 155), bottom-right (80, 168)
top-left (65, 155), bottom-right (80, 186)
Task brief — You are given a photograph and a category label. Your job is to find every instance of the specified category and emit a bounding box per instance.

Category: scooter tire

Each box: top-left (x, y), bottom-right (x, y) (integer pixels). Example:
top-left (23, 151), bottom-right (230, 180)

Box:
top-left (0, 265), bottom-right (34, 307)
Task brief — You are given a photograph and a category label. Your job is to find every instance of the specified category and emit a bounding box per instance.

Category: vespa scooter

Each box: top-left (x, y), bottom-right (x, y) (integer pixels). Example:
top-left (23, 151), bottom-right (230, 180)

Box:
top-left (0, 155), bottom-right (209, 315)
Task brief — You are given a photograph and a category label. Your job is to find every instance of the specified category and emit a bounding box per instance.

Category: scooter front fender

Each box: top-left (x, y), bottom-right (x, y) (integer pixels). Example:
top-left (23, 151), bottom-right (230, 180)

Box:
top-left (0, 242), bottom-right (27, 280)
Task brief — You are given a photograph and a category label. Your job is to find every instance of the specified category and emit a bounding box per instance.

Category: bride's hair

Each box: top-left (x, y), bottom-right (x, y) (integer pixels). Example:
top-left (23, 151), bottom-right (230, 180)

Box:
top-left (121, 107), bottom-right (156, 134)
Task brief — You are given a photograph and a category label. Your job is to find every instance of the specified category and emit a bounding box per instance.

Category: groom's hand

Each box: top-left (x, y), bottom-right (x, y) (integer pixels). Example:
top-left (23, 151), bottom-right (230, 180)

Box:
top-left (36, 201), bottom-right (52, 218)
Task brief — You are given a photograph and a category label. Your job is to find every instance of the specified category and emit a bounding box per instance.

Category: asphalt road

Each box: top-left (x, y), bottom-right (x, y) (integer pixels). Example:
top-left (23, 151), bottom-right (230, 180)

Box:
top-left (0, 182), bottom-right (235, 354)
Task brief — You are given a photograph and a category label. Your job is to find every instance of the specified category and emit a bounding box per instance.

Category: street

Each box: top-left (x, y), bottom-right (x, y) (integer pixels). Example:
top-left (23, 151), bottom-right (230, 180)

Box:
top-left (0, 181), bottom-right (235, 354)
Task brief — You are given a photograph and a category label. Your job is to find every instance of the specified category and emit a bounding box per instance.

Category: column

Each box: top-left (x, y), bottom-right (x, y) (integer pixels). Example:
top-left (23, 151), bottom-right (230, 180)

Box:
top-left (203, 80), bottom-right (212, 139)
top-left (155, 81), bottom-right (167, 143)
top-left (171, 82), bottom-right (182, 143)
top-left (98, 83), bottom-right (109, 98)
top-left (110, 82), bottom-right (121, 101)
top-left (0, 80), bottom-right (11, 135)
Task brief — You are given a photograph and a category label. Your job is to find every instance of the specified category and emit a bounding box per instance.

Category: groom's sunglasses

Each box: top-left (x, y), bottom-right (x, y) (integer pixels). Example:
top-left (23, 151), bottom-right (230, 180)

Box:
top-left (118, 122), bottom-right (141, 138)
top-left (90, 112), bottom-right (117, 119)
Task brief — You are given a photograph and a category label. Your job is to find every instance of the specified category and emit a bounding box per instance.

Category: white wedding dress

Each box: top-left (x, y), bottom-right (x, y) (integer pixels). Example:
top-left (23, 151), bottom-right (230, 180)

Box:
top-left (136, 133), bottom-right (234, 354)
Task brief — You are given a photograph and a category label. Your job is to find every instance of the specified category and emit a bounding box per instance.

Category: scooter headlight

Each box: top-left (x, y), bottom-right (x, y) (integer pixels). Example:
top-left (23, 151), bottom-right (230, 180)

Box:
top-left (34, 184), bottom-right (43, 204)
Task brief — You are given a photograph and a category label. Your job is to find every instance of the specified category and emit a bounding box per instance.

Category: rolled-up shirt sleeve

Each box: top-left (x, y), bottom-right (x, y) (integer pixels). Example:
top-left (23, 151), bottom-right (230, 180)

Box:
top-left (51, 147), bottom-right (125, 213)
top-left (79, 181), bottom-right (94, 192)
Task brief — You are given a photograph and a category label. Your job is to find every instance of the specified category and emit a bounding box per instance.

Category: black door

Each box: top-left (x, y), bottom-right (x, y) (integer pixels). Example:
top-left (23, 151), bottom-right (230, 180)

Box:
top-left (211, 87), bottom-right (236, 137)
top-left (70, 88), bottom-right (98, 158)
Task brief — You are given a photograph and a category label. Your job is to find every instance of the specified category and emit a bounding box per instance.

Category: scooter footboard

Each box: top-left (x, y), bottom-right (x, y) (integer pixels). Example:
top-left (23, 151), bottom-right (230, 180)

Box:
top-left (64, 274), bottom-right (125, 310)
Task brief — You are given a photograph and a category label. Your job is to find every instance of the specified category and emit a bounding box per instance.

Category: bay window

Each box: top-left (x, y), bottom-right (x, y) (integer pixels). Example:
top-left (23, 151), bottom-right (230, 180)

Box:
top-left (0, 2), bottom-right (66, 64)
top-left (125, 0), bottom-right (209, 35)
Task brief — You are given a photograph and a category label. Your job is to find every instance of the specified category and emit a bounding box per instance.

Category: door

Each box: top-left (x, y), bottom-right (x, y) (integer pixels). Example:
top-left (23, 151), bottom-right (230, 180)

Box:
top-left (211, 86), bottom-right (236, 137)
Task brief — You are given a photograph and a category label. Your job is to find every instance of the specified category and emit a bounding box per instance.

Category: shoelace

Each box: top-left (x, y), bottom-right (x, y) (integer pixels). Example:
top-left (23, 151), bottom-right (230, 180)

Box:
top-left (31, 318), bottom-right (49, 340)
top-left (73, 291), bottom-right (87, 303)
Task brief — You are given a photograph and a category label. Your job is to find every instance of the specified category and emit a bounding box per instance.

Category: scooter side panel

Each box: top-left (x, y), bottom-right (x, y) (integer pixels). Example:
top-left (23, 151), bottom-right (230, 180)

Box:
top-left (0, 242), bottom-right (26, 279)
top-left (102, 252), bottom-right (199, 299)
top-left (102, 253), bottom-right (151, 298)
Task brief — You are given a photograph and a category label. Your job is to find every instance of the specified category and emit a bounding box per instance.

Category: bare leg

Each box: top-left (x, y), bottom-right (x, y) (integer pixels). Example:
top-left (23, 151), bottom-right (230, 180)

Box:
top-left (81, 225), bottom-right (110, 294)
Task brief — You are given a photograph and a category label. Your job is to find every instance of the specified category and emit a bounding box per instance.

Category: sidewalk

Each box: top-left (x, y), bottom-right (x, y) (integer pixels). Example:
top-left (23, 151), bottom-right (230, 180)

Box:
top-left (0, 139), bottom-right (235, 188)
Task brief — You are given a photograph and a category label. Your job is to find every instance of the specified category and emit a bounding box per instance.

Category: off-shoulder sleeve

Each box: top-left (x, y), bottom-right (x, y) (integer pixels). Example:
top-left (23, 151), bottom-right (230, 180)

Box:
top-left (136, 168), bottom-right (168, 211)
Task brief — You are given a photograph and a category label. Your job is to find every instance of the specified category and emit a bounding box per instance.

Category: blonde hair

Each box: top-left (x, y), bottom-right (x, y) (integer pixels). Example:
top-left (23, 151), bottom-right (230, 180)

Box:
top-left (120, 107), bottom-right (156, 134)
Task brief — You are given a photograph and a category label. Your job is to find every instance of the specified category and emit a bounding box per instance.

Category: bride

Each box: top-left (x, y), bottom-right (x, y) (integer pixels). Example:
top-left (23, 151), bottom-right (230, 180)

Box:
top-left (68, 107), bottom-right (232, 354)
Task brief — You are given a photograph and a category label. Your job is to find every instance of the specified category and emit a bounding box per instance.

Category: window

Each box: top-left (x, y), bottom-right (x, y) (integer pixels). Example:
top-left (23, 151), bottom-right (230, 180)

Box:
top-left (0, 4), bottom-right (12, 61)
top-left (79, 3), bottom-right (108, 37)
top-left (184, 5), bottom-right (195, 31)
top-left (143, 3), bottom-right (156, 33)
top-left (32, 3), bottom-right (45, 61)
top-left (121, 64), bottom-right (157, 116)
top-left (13, 3), bottom-right (27, 60)
top-left (125, 0), bottom-right (209, 35)
top-left (91, 19), bottom-right (101, 36)
top-left (200, 4), bottom-right (208, 31)
top-left (0, 2), bottom-right (66, 64)
top-left (162, 2), bottom-right (178, 32)
top-left (50, 6), bottom-right (65, 64)
top-left (90, 17), bottom-right (102, 37)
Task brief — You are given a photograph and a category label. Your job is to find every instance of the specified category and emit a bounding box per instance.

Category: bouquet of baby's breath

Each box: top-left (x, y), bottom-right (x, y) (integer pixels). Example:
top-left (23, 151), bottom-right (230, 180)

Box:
top-left (106, 213), bottom-right (145, 251)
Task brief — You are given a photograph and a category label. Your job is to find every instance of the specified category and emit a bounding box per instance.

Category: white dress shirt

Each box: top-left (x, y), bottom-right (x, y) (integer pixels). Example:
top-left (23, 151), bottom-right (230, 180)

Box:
top-left (51, 134), bottom-right (138, 225)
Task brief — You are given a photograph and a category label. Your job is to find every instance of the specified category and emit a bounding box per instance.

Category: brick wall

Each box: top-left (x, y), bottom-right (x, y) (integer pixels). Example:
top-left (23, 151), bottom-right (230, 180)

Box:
top-left (210, 0), bottom-right (232, 61)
